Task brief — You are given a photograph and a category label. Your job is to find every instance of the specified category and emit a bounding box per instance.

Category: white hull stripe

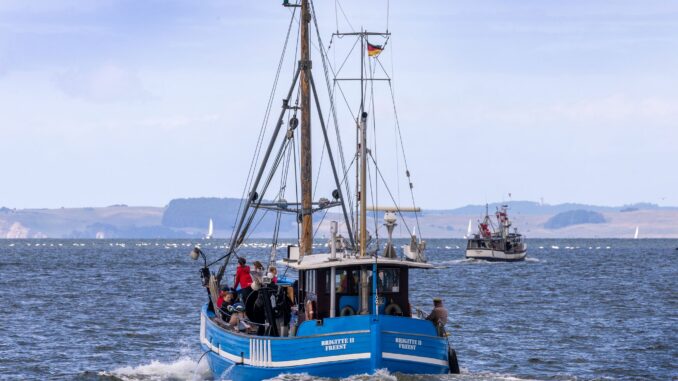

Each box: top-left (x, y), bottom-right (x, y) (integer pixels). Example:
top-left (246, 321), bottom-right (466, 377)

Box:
top-left (383, 352), bottom-right (448, 367)
top-left (201, 319), bottom-right (370, 367)
top-left (202, 335), bottom-right (369, 367)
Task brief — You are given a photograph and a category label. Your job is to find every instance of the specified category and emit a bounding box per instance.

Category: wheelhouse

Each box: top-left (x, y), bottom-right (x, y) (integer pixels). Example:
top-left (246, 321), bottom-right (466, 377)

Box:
top-left (282, 254), bottom-right (433, 321)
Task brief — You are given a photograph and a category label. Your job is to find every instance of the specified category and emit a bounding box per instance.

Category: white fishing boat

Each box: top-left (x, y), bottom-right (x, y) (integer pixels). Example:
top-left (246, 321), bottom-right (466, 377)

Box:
top-left (466, 204), bottom-right (527, 261)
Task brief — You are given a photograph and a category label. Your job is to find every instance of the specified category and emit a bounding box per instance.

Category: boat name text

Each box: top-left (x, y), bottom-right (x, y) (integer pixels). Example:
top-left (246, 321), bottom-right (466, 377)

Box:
top-left (321, 337), bottom-right (355, 351)
top-left (395, 337), bottom-right (422, 350)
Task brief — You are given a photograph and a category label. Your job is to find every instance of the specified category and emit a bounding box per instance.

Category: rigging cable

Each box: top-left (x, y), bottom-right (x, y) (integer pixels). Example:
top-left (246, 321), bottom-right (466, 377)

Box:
top-left (228, 7), bottom-right (298, 251)
top-left (368, 152), bottom-right (414, 235)
top-left (311, 0), bottom-right (357, 238)
top-left (384, 70), bottom-right (422, 240)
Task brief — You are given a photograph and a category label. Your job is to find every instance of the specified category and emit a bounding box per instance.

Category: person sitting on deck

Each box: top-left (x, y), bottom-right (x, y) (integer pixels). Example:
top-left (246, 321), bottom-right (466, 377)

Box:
top-left (218, 289), bottom-right (236, 317)
top-left (233, 257), bottom-right (253, 304)
top-left (228, 303), bottom-right (251, 332)
top-left (426, 297), bottom-right (449, 336)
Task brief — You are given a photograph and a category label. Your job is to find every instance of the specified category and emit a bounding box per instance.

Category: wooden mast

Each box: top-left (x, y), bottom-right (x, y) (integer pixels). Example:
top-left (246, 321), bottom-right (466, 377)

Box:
top-left (299, 0), bottom-right (313, 257)
top-left (359, 32), bottom-right (367, 258)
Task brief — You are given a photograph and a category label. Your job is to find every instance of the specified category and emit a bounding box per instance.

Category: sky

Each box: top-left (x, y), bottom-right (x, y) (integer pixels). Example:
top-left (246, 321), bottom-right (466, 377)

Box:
top-left (1, 0), bottom-right (677, 209)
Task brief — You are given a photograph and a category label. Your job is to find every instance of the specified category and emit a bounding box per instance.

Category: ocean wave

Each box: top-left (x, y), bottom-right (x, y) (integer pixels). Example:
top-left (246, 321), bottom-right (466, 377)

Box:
top-left (100, 356), bottom-right (210, 381)
top-left (264, 368), bottom-right (397, 381)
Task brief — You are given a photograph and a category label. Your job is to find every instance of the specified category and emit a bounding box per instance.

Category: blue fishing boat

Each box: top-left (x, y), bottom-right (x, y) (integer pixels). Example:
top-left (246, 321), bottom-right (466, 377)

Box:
top-left (189, 1), bottom-right (460, 379)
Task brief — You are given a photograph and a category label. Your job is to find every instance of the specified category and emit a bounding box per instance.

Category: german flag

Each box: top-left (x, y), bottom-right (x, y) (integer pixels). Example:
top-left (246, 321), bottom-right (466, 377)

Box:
top-left (367, 42), bottom-right (383, 57)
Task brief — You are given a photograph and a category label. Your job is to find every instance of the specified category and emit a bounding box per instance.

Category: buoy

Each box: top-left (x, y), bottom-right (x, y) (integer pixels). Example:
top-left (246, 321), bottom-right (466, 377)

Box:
top-left (340, 305), bottom-right (355, 316)
top-left (384, 303), bottom-right (403, 316)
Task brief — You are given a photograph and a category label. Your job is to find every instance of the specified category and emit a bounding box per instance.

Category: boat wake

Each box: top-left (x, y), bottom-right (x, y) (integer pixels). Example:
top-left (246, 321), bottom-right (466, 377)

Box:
top-left (433, 258), bottom-right (476, 268)
top-left (87, 362), bottom-right (559, 381)
top-left (264, 368), bottom-right (397, 380)
top-left (433, 256), bottom-right (540, 268)
top-left (97, 356), bottom-right (211, 381)
top-left (265, 368), bottom-right (552, 381)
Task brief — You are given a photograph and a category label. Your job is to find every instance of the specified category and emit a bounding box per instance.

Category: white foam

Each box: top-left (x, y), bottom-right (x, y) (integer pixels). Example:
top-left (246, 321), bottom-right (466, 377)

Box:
top-left (433, 258), bottom-right (475, 268)
top-left (103, 356), bottom-right (210, 381)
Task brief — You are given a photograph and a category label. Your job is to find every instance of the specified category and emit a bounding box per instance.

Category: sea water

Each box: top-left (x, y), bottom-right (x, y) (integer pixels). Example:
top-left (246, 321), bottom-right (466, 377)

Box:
top-left (0, 239), bottom-right (675, 380)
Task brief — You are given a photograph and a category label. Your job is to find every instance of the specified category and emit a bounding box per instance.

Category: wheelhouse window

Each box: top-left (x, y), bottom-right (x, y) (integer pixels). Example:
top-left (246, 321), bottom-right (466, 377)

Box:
top-left (377, 268), bottom-right (400, 293)
top-left (325, 268), bottom-right (400, 294)
top-left (325, 269), bottom-right (359, 294)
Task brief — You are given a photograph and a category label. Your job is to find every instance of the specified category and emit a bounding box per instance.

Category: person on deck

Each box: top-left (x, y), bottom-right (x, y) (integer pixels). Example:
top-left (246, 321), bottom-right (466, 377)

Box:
top-left (218, 289), bottom-right (236, 316)
top-left (228, 303), bottom-right (251, 332)
top-left (426, 297), bottom-right (449, 336)
top-left (251, 261), bottom-right (265, 286)
top-left (233, 257), bottom-right (253, 304)
top-left (267, 266), bottom-right (278, 284)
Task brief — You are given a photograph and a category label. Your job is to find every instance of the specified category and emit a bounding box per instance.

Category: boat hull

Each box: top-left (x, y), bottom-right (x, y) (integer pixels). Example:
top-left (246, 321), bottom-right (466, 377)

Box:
top-left (200, 305), bottom-right (451, 380)
top-left (465, 248), bottom-right (527, 262)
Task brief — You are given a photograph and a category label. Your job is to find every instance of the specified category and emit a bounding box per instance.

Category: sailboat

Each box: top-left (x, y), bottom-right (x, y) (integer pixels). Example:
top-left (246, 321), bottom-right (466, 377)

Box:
top-left (463, 218), bottom-right (472, 239)
top-left (634, 226), bottom-right (639, 239)
top-left (188, 1), bottom-right (460, 380)
top-left (465, 204), bottom-right (527, 261)
top-left (205, 218), bottom-right (214, 240)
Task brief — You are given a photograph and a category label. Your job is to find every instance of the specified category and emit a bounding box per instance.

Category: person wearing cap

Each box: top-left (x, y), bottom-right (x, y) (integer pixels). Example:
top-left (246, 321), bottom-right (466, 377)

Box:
top-left (233, 257), bottom-right (253, 304)
top-left (228, 303), bottom-right (251, 332)
top-left (426, 297), bottom-right (448, 336)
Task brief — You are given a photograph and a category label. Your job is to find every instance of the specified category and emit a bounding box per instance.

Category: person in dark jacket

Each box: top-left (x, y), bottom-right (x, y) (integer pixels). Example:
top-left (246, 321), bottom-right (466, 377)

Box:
top-left (233, 257), bottom-right (253, 304)
top-left (218, 289), bottom-right (236, 316)
top-left (426, 297), bottom-right (448, 336)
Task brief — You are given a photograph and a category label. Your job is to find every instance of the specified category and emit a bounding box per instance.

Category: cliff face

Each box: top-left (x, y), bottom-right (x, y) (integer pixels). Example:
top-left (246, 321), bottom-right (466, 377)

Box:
top-left (1, 200), bottom-right (677, 238)
top-left (0, 206), bottom-right (164, 238)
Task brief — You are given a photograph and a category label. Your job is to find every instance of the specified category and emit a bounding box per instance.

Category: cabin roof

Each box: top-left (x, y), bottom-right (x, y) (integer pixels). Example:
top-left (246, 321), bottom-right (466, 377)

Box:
top-left (277, 253), bottom-right (434, 270)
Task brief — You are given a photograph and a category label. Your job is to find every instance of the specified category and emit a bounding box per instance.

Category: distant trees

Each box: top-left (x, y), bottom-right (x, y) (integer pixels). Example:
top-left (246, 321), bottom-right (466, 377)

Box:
top-left (161, 197), bottom-right (242, 228)
top-left (544, 210), bottom-right (606, 229)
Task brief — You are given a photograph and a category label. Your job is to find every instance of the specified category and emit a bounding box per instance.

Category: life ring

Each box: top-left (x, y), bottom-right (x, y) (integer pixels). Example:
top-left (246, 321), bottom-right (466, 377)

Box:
top-left (448, 347), bottom-right (460, 374)
top-left (384, 303), bottom-right (403, 316)
top-left (340, 305), bottom-right (355, 316)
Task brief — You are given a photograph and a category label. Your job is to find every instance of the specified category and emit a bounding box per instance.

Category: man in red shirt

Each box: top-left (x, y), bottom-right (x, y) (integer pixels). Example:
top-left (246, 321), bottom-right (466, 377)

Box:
top-left (233, 257), bottom-right (253, 303)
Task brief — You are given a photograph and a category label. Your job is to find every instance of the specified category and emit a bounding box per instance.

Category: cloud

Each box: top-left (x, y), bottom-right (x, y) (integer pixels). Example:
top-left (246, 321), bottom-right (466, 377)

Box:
top-left (53, 64), bottom-right (151, 102)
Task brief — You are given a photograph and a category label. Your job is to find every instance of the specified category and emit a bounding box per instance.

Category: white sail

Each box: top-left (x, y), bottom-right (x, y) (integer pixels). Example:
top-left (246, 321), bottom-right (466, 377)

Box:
top-left (206, 218), bottom-right (214, 239)
top-left (465, 219), bottom-right (472, 238)
top-left (634, 226), bottom-right (639, 239)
